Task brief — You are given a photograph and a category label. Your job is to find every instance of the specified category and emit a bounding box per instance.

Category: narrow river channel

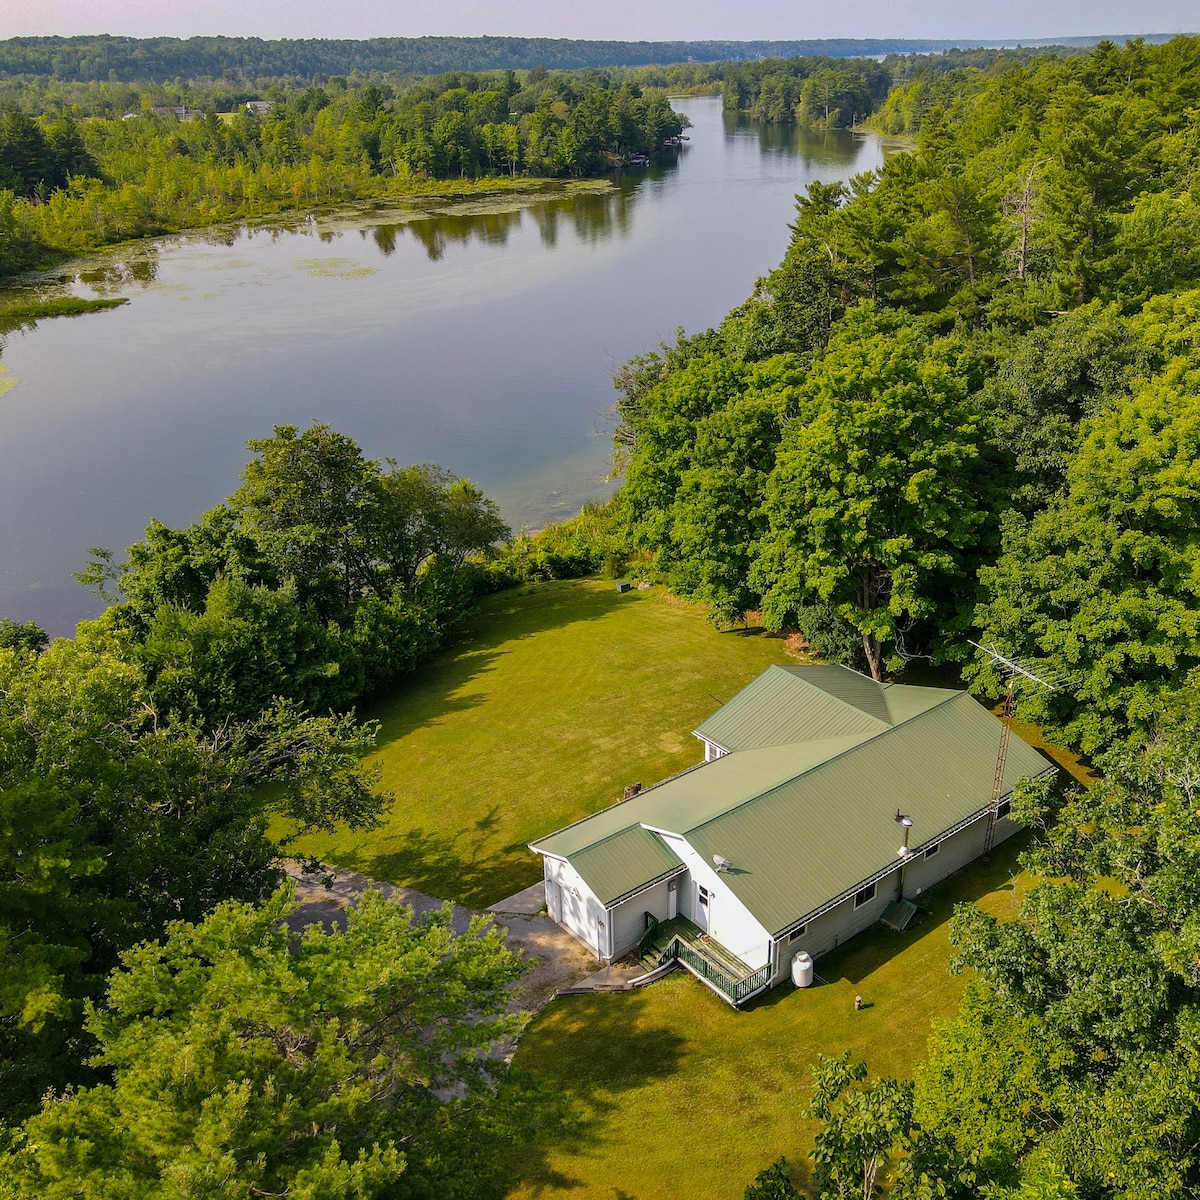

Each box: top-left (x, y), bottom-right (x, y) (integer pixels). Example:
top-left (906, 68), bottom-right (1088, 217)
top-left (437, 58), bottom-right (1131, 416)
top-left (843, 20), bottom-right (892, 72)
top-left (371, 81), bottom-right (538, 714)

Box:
top-left (0, 96), bottom-right (886, 635)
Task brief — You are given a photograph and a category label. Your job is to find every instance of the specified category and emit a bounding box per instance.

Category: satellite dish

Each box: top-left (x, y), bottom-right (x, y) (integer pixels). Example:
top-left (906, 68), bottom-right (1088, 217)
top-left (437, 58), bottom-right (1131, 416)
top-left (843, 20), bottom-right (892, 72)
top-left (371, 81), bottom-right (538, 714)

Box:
top-left (712, 854), bottom-right (734, 872)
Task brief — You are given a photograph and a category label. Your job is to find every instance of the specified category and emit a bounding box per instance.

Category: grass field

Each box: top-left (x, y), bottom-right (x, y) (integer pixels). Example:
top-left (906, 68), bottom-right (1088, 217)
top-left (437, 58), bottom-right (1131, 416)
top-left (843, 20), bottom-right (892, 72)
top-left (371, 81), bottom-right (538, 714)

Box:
top-left (288, 577), bottom-right (1084, 1199)
top-left (504, 835), bottom-right (1033, 1200)
top-left (290, 580), bottom-right (804, 907)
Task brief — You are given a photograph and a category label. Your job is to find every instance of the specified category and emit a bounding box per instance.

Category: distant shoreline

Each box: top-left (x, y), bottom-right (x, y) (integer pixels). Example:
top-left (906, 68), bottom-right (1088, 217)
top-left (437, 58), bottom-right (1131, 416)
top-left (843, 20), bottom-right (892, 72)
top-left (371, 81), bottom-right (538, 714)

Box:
top-left (0, 32), bottom-right (1189, 82)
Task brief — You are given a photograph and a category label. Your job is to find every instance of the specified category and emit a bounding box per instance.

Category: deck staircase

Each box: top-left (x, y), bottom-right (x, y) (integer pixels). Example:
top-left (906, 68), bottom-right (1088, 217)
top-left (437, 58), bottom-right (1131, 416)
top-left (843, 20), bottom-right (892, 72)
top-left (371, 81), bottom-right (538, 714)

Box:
top-left (636, 915), bottom-right (772, 1007)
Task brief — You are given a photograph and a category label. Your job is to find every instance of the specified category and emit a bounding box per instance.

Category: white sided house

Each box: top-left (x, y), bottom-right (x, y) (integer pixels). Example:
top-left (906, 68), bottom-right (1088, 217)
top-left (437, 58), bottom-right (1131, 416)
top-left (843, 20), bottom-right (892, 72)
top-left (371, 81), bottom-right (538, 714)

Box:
top-left (530, 664), bottom-right (1054, 1006)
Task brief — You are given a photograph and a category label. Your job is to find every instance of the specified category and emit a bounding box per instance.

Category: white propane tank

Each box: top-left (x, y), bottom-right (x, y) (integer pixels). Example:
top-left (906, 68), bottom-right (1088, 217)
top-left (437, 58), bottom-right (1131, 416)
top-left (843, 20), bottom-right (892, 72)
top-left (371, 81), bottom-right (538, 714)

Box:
top-left (791, 951), bottom-right (814, 988)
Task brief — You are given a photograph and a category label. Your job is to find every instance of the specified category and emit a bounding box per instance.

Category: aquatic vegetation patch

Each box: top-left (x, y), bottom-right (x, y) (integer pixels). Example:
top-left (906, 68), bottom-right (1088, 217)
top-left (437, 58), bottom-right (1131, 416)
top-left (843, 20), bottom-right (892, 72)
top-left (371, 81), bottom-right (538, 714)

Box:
top-left (294, 256), bottom-right (380, 280)
top-left (0, 295), bottom-right (128, 335)
top-left (309, 180), bottom-right (615, 236)
top-left (0, 363), bottom-right (17, 397)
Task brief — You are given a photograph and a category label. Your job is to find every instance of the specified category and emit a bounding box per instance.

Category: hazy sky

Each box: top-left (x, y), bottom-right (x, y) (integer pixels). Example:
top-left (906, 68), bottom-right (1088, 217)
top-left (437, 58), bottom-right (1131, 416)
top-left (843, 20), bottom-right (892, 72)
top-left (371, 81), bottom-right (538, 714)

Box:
top-left (2, 1), bottom-right (1196, 42)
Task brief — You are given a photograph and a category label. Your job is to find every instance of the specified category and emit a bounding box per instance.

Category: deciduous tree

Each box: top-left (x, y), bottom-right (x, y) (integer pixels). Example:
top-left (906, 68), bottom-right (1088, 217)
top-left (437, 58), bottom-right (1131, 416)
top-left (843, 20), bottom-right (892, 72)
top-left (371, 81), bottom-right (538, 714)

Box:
top-left (753, 304), bottom-right (986, 679)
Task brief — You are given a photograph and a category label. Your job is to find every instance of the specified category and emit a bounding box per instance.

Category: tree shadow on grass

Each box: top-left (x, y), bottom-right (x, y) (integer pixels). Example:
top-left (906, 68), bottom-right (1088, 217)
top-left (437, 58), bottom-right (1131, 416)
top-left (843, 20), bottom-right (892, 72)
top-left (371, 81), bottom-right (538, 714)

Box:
top-left (363, 660), bottom-right (497, 743)
top-left (485, 992), bottom-right (689, 1197)
top-left (364, 581), bottom-right (630, 746)
top-left (330, 823), bottom-right (541, 910)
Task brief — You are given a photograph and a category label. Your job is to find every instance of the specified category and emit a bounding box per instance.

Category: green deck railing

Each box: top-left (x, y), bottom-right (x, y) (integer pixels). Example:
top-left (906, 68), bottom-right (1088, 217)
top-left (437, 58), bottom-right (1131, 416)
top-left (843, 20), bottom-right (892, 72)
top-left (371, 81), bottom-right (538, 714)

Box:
top-left (659, 937), bottom-right (772, 1006)
top-left (635, 912), bottom-right (660, 955)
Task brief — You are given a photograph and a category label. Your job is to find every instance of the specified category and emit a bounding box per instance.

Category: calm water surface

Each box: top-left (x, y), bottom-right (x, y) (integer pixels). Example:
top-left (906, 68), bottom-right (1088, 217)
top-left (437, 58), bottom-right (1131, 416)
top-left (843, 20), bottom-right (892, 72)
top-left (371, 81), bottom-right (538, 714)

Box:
top-left (0, 97), bottom-right (885, 634)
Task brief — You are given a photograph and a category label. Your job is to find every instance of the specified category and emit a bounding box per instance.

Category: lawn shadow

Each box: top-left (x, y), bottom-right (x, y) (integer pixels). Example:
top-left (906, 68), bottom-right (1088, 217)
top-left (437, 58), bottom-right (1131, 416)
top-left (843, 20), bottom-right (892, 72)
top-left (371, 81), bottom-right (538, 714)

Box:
top-left (785, 833), bottom-right (1031, 990)
top-left (364, 580), bottom-right (630, 746)
top-left (494, 991), bottom-right (689, 1196)
top-left (363, 657), bottom-right (497, 742)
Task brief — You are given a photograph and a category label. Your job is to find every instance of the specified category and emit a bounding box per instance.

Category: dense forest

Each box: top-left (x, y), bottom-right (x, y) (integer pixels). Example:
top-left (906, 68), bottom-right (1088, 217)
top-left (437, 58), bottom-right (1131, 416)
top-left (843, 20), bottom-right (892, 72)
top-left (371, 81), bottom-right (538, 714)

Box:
top-left (0, 44), bottom-right (1126, 285)
top-left (6, 30), bottom-right (1200, 1200)
top-left (719, 57), bottom-right (892, 128)
top-left (717, 46), bottom-right (1085, 128)
top-left (597, 33), bottom-right (1200, 1195)
top-left (0, 424), bottom-right (577, 1198)
top-left (0, 68), bottom-right (685, 278)
top-left (0, 34), bottom-right (1146, 83)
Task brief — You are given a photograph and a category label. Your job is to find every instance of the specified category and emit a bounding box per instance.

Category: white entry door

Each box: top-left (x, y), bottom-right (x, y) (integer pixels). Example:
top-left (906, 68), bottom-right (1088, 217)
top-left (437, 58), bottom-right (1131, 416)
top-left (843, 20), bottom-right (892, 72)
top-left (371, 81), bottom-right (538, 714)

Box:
top-left (695, 882), bottom-right (711, 932)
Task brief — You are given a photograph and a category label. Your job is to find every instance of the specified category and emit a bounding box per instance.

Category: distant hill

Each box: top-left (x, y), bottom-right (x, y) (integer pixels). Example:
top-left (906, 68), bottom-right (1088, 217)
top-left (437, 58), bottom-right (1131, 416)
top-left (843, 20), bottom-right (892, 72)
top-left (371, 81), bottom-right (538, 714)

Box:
top-left (0, 33), bottom-right (1187, 82)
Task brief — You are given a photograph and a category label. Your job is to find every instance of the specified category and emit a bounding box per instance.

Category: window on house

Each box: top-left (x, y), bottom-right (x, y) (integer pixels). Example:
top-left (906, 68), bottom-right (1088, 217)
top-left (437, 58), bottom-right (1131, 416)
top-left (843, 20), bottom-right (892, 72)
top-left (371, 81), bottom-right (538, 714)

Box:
top-left (853, 883), bottom-right (876, 909)
top-left (924, 842), bottom-right (941, 859)
top-left (996, 799), bottom-right (1012, 819)
top-left (698, 885), bottom-right (710, 908)
top-left (788, 924), bottom-right (807, 942)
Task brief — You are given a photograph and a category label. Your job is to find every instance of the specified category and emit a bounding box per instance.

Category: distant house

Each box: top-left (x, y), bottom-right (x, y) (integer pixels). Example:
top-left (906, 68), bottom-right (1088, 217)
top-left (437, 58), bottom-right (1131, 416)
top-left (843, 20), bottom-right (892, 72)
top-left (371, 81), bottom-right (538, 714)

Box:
top-left (151, 105), bottom-right (204, 122)
top-left (531, 665), bottom-right (1053, 1006)
top-left (245, 100), bottom-right (273, 115)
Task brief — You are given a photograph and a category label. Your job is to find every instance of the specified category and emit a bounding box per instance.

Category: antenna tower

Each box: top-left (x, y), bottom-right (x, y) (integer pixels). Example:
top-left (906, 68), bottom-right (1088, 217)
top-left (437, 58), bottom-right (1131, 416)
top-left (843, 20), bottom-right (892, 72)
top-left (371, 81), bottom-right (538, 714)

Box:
top-left (968, 641), bottom-right (1056, 853)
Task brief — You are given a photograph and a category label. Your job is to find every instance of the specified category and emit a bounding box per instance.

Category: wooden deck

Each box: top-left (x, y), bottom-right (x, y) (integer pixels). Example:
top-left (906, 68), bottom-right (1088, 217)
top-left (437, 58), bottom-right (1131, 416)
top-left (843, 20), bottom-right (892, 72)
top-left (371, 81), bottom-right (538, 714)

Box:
top-left (636, 915), bottom-right (772, 1005)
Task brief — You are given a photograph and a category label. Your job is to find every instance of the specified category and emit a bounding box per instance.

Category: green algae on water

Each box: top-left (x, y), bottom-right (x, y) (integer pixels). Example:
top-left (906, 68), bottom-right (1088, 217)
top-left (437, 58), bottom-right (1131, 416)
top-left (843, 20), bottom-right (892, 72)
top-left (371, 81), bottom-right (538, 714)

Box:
top-left (294, 256), bottom-right (380, 280)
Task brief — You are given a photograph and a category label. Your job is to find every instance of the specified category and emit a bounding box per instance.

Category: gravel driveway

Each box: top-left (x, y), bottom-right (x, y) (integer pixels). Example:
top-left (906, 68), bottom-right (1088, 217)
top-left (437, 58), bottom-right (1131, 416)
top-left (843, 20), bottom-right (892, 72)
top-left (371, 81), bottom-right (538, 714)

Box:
top-left (283, 861), bottom-right (596, 1016)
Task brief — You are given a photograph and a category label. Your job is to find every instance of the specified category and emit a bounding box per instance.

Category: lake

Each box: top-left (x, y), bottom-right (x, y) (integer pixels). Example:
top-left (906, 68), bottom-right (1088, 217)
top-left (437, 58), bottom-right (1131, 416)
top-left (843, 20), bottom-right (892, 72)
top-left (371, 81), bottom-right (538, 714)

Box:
top-left (0, 96), bottom-right (886, 635)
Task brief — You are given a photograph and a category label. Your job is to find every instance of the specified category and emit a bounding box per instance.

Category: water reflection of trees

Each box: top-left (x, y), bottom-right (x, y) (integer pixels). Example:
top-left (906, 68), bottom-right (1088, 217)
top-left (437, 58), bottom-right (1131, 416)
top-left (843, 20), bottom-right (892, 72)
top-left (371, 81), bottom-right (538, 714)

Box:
top-left (725, 113), bottom-right (869, 170)
top-left (365, 183), bottom-right (644, 263)
top-left (76, 250), bottom-right (160, 293)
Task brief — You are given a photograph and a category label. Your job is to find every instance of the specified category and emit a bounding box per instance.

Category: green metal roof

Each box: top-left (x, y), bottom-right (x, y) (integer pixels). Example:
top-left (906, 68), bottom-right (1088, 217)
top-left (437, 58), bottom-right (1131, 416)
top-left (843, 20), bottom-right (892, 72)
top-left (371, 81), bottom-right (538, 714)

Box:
top-left (562, 825), bottom-right (683, 906)
top-left (530, 735), bottom-right (876, 860)
top-left (686, 691), bottom-right (1051, 934)
top-left (693, 665), bottom-right (954, 751)
top-left (531, 666), bottom-right (1055, 936)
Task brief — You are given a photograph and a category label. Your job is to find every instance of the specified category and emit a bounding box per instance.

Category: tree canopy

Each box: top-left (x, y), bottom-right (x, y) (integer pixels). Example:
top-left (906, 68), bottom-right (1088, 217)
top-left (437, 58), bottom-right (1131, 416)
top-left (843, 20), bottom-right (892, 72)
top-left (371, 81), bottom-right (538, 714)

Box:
top-left (752, 304), bottom-right (987, 678)
top-left (83, 422), bottom-right (509, 722)
top-left (0, 627), bottom-right (386, 1117)
top-left (0, 422), bottom-right (513, 1120)
top-left (1, 885), bottom-right (527, 1200)
top-left (973, 339), bottom-right (1200, 753)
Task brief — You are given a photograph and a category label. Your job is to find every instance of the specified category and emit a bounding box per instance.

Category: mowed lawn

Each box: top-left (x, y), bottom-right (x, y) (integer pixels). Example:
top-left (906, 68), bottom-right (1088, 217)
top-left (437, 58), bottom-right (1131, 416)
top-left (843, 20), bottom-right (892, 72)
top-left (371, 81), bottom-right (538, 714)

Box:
top-left (285, 577), bottom-right (1081, 1199)
top-left (504, 836), bottom-right (1034, 1200)
top-left (290, 580), bottom-right (802, 907)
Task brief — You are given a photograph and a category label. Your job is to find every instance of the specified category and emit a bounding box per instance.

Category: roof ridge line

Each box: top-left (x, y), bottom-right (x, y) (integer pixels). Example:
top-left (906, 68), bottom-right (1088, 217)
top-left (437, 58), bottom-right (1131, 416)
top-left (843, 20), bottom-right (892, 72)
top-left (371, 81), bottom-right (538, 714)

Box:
top-left (574, 823), bottom-right (669, 856)
top-left (780, 663), bottom-right (894, 727)
top-left (681, 688), bottom-right (966, 839)
top-left (694, 663), bottom-right (893, 745)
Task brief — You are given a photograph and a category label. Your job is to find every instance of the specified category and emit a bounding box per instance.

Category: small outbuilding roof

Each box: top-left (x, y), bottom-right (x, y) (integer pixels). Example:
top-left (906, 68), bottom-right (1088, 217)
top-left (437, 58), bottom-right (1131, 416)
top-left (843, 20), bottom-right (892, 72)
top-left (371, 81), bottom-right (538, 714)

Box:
top-left (532, 666), bottom-right (1054, 934)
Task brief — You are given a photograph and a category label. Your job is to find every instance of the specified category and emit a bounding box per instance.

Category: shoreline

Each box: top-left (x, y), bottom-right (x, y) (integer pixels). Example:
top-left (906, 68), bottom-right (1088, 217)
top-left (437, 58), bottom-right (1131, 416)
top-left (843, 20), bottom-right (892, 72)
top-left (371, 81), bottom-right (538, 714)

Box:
top-left (0, 176), bottom-right (622, 318)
